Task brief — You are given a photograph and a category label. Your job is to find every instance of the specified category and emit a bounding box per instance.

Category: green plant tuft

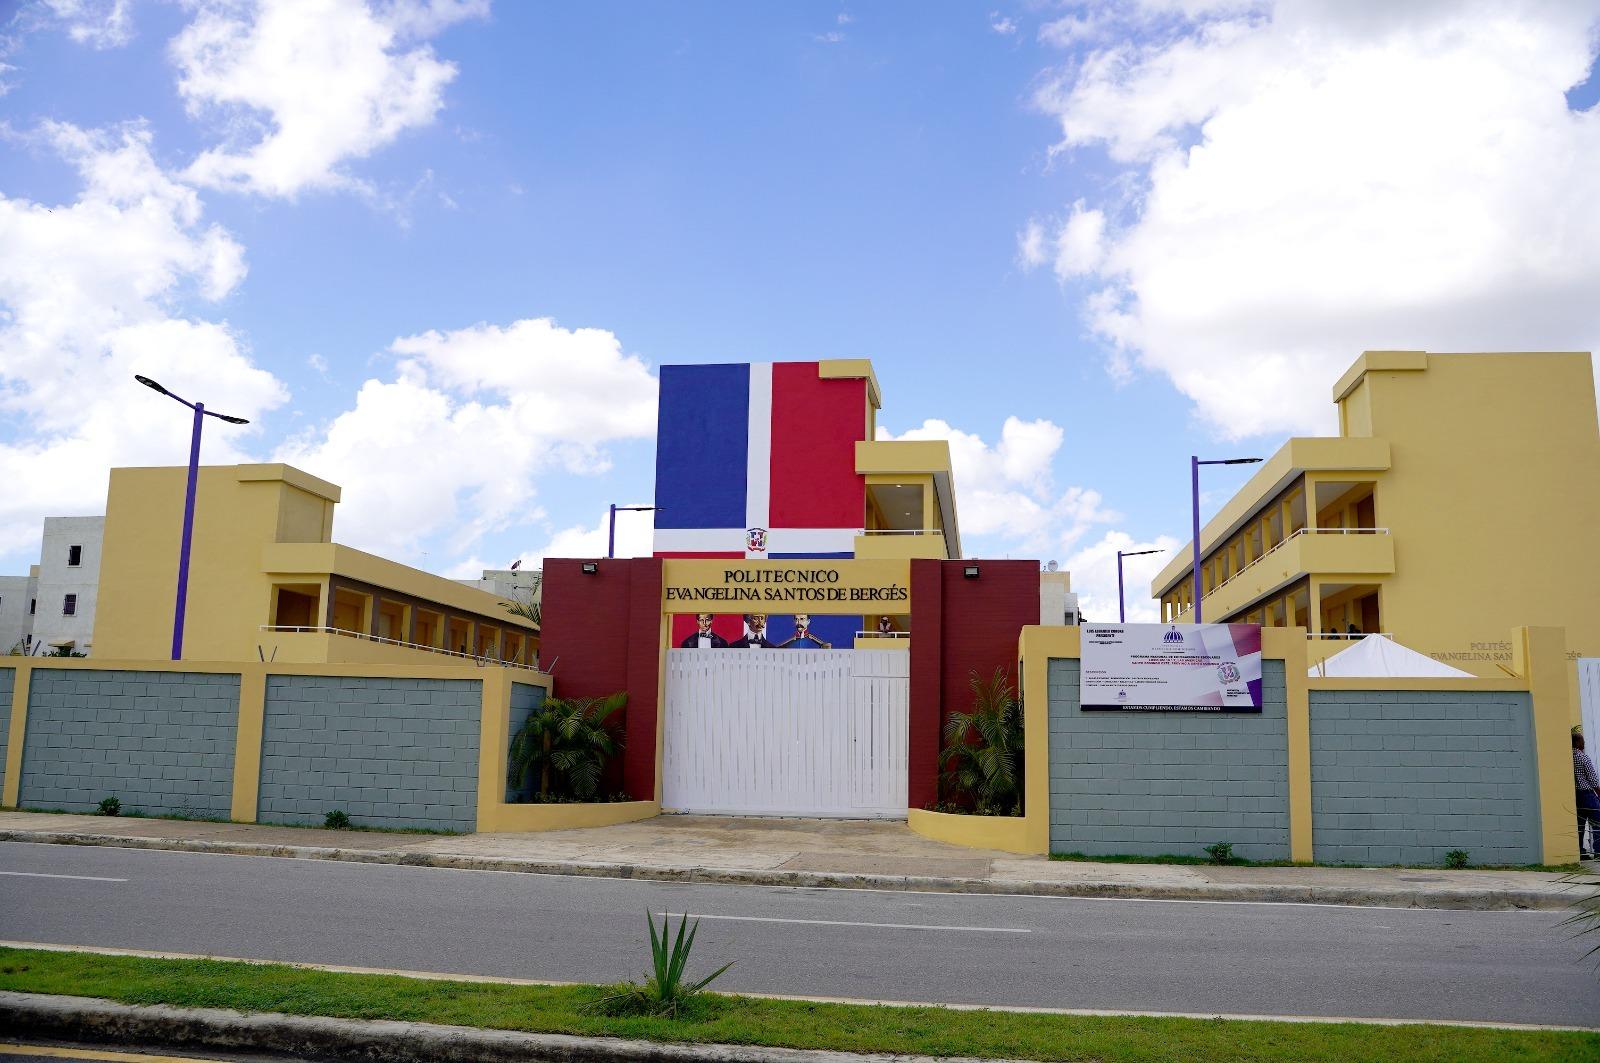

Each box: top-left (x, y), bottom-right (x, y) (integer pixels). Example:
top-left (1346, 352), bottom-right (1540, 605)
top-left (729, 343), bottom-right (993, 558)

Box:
top-left (1444, 849), bottom-right (1470, 869)
top-left (586, 912), bottom-right (733, 1019)
top-left (96, 796), bottom-right (121, 817)
top-left (323, 810), bottom-right (352, 830)
top-left (1203, 841), bottom-right (1233, 865)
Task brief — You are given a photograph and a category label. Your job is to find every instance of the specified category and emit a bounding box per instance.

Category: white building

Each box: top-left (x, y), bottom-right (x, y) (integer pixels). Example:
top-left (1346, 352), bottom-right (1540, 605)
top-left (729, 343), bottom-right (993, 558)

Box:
top-left (0, 567), bottom-right (39, 655)
top-left (2, 516), bottom-right (105, 656)
top-left (456, 567), bottom-right (542, 620)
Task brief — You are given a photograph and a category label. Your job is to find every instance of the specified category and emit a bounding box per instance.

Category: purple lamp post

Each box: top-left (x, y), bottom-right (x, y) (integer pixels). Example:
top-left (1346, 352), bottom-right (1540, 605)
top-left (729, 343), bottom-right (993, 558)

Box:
top-left (1190, 455), bottom-right (1262, 623)
top-left (607, 504), bottom-right (657, 559)
top-left (1116, 548), bottom-right (1163, 624)
top-left (135, 375), bottom-right (250, 660)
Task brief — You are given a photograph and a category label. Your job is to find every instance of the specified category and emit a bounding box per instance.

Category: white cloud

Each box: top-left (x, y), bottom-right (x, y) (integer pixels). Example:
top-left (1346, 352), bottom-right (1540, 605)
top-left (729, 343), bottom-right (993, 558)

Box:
top-left (1062, 529), bottom-right (1182, 623)
top-left (837, 12), bottom-right (853, 26)
top-left (40, 0), bottom-right (135, 48)
top-left (1026, 0), bottom-right (1600, 438)
top-left (877, 416), bottom-right (1116, 553)
top-left (173, 0), bottom-right (487, 197)
top-left (526, 505), bottom-right (656, 567)
top-left (814, 31), bottom-right (845, 44)
top-left (990, 12), bottom-right (1017, 35)
top-left (276, 317), bottom-right (658, 563)
top-left (0, 121), bottom-right (288, 558)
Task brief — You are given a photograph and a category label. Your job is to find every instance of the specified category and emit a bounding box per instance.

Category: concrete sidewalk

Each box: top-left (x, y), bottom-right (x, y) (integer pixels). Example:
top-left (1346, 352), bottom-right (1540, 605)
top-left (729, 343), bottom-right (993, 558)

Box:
top-left (1, 810), bottom-right (1593, 911)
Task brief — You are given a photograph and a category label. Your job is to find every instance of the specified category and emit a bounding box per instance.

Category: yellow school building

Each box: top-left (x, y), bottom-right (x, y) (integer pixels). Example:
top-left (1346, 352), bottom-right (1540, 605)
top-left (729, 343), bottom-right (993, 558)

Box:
top-left (92, 464), bottom-right (539, 668)
top-left (1151, 350), bottom-right (1600, 718)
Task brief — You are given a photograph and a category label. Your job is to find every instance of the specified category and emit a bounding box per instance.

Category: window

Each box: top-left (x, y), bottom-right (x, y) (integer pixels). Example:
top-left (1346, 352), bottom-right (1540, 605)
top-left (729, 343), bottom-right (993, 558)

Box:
top-left (63, 594), bottom-right (77, 616)
top-left (30, 598), bottom-right (36, 615)
top-left (67, 544), bottom-right (82, 567)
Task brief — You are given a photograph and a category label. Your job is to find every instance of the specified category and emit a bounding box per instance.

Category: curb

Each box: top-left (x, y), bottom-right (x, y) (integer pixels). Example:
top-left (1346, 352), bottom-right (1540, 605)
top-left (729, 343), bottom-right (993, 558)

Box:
top-left (0, 991), bottom-right (1014, 1063)
top-left (0, 829), bottom-right (1584, 912)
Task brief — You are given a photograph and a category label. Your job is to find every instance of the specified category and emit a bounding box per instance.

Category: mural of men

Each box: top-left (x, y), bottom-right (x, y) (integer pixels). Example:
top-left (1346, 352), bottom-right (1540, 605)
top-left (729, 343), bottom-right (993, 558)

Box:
top-left (781, 613), bottom-right (831, 649)
top-left (732, 614), bottom-right (773, 648)
top-left (680, 613), bottom-right (728, 649)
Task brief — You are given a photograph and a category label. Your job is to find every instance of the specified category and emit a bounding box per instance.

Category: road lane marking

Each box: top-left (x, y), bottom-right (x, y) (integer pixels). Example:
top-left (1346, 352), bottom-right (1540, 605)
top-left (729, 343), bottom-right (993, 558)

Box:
top-left (0, 941), bottom-right (1589, 1033)
top-left (688, 913), bottom-right (1029, 933)
top-left (0, 871), bottom-right (126, 883)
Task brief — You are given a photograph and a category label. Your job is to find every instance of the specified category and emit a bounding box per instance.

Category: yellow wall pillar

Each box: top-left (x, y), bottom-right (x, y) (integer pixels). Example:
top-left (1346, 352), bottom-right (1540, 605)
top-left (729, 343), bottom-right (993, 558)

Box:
top-left (1514, 626), bottom-right (1580, 865)
top-left (3, 663), bottom-right (31, 807)
top-left (1278, 629), bottom-right (1313, 862)
top-left (1017, 625), bottom-right (1075, 855)
top-left (229, 665), bottom-right (266, 822)
top-left (474, 667), bottom-right (513, 829)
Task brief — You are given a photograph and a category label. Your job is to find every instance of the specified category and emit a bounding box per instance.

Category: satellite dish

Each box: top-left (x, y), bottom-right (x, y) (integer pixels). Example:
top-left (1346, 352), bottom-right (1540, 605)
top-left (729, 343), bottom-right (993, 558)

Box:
top-left (1047, 560), bottom-right (1059, 572)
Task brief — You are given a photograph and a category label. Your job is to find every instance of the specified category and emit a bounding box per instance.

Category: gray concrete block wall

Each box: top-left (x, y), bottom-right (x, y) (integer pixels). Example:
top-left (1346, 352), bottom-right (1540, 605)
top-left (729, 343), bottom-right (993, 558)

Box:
top-left (1309, 690), bottom-right (1539, 866)
top-left (258, 676), bottom-right (482, 832)
top-left (0, 667), bottom-right (13, 799)
top-left (1047, 659), bottom-right (1290, 859)
top-left (506, 682), bottom-right (546, 801)
top-left (17, 668), bottom-right (239, 817)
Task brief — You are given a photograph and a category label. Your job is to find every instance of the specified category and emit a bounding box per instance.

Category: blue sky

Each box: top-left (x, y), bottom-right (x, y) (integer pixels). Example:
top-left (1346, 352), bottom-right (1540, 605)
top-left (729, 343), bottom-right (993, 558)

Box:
top-left (2, 1), bottom-right (1597, 620)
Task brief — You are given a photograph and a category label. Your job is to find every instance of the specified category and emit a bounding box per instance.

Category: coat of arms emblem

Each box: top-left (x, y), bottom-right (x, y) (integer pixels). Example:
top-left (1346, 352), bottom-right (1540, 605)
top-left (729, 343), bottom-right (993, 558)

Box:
top-left (746, 527), bottom-right (768, 553)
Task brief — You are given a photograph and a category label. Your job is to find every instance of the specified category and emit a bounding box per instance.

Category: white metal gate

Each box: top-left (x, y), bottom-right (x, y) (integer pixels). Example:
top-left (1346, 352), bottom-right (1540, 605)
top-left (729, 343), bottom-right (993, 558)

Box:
top-left (661, 649), bottom-right (909, 818)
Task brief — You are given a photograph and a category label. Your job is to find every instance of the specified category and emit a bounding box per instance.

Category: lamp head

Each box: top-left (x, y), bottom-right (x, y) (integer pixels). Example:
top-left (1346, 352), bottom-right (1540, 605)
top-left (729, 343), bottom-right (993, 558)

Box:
top-left (213, 413), bottom-right (250, 425)
top-left (134, 374), bottom-right (168, 396)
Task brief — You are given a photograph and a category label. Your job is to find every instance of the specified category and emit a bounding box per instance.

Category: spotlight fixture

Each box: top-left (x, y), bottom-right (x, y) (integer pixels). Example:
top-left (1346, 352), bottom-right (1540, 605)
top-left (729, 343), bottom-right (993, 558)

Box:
top-left (962, 564), bottom-right (980, 580)
top-left (581, 562), bottom-right (599, 575)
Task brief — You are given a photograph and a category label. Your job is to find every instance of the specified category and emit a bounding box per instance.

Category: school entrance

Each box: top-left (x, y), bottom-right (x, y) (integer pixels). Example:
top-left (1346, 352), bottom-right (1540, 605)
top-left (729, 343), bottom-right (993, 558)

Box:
top-left (661, 648), bottom-right (909, 817)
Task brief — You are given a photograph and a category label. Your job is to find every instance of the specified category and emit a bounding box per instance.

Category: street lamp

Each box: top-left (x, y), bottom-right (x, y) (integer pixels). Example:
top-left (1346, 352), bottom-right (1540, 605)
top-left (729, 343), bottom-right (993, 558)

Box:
top-left (135, 375), bottom-right (250, 660)
top-left (1116, 548), bottom-right (1163, 624)
top-left (1190, 455), bottom-right (1262, 624)
top-left (607, 504), bottom-right (657, 559)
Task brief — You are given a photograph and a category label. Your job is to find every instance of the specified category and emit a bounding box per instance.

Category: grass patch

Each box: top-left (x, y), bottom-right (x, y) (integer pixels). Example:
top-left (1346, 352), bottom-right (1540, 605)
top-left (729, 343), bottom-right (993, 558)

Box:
top-left (0, 946), bottom-right (1593, 1062)
top-left (1049, 851), bottom-right (1584, 874)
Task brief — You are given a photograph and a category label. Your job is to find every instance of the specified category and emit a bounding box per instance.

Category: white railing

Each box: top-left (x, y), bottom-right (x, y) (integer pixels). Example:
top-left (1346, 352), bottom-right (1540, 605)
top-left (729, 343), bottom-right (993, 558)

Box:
top-left (859, 528), bottom-right (943, 536)
top-left (855, 630), bottom-right (910, 639)
top-left (259, 625), bottom-right (539, 670)
top-left (1309, 631), bottom-right (1391, 640)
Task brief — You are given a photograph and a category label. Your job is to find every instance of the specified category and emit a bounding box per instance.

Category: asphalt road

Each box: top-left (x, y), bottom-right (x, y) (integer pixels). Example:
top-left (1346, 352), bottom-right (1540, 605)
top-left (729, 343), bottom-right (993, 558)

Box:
top-left (1, 841), bottom-right (1597, 1027)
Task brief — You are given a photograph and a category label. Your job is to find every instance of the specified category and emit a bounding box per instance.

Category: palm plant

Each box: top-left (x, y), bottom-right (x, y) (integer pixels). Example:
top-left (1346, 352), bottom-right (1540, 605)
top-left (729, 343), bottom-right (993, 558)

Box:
top-left (499, 573), bottom-right (542, 627)
top-left (939, 667), bottom-right (1025, 815)
top-left (507, 692), bottom-right (626, 800)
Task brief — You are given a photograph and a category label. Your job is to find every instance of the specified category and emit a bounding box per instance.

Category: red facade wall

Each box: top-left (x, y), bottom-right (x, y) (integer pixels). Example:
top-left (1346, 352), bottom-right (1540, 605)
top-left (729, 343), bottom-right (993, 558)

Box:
top-left (908, 559), bottom-right (1039, 808)
top-left (539, 557), bottom-right (663, 800)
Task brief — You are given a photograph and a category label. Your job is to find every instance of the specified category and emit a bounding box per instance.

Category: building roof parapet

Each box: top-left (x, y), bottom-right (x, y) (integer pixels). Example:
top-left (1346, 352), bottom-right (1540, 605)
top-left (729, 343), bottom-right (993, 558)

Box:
top-left (1332, 350), bottom-right (1428, 402)
top-left (1150, 436), bottom-right (1392, 596)
top-left (818, 358), bottom-right (881, 410)
top-left (234, 462), bottom-right (343, 503)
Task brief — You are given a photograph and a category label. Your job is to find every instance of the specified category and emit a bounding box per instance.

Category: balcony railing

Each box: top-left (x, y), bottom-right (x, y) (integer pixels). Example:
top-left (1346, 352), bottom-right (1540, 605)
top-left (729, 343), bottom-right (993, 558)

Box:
top-left (1309, 631), bottom-right (1391, 640)
top-left (259, 625), bottom-right (539, 670)
top-left (1204, 527), bottom-right (1389, 598)
top-left (860, 528), bottom-right (942, 535)
top-left (855, 630), bottom-right (910, 639)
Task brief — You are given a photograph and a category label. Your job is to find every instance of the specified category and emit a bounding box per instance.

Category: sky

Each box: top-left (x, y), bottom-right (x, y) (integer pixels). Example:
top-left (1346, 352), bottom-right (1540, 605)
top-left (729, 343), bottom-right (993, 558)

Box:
top-left (2, 0), bottom-right (1598, 622)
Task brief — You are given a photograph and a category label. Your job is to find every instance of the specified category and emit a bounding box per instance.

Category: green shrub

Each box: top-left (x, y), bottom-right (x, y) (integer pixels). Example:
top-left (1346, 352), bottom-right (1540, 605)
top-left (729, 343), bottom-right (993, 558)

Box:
top-left (508, 693), bottom-right (627, 801)
top-left (1445, 849), bottom-right (1470, 869)
top-left (1204, 841), bottom-right (1233, 865)
top-left (323, 810), bottom-right (352, 830)
top-left (939, 668), bottom-right (1024, 816)
top-left (588, 912), bottom-right (733, 1019)
top-left (95, 796), bottom-right (120, 817)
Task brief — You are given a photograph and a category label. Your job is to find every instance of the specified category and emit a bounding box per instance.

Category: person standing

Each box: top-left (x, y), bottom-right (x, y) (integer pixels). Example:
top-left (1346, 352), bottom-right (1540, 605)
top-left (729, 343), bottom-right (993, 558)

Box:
top-left (1575, 733), bottom-right (1600, 860)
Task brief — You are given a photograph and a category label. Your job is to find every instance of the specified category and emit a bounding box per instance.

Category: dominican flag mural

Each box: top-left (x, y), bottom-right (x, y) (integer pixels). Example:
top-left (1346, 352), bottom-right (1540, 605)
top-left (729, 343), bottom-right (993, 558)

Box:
top-left (653, 361), bottom-right (867, 559)
top-left (654, 361), bottom-right (870, 648)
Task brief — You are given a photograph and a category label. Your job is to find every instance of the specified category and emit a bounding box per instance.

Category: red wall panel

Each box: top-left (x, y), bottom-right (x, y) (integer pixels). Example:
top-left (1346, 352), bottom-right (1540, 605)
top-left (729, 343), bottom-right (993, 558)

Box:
top-left (539, 557), bottom-right (663, 800)
top-left (768, 362), bottom-right (867, 529)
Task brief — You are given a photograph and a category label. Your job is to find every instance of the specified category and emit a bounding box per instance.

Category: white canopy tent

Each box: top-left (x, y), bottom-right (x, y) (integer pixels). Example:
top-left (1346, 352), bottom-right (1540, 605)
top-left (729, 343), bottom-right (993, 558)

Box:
top-left (1309, 634), bottom-right (1474, 679)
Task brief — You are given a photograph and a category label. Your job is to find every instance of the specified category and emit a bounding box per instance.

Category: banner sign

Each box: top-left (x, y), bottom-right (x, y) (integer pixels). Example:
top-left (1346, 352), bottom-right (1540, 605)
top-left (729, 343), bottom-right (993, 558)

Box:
top-left (1080, 624), bottom-right (1263, 712)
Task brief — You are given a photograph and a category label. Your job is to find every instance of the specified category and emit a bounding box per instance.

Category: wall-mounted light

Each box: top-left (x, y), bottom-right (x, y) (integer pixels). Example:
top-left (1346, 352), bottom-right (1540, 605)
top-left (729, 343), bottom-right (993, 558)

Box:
top-left (962, 564), bottom-right (980, 580)
top-left (581, 562), bottom-right (599, 575)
